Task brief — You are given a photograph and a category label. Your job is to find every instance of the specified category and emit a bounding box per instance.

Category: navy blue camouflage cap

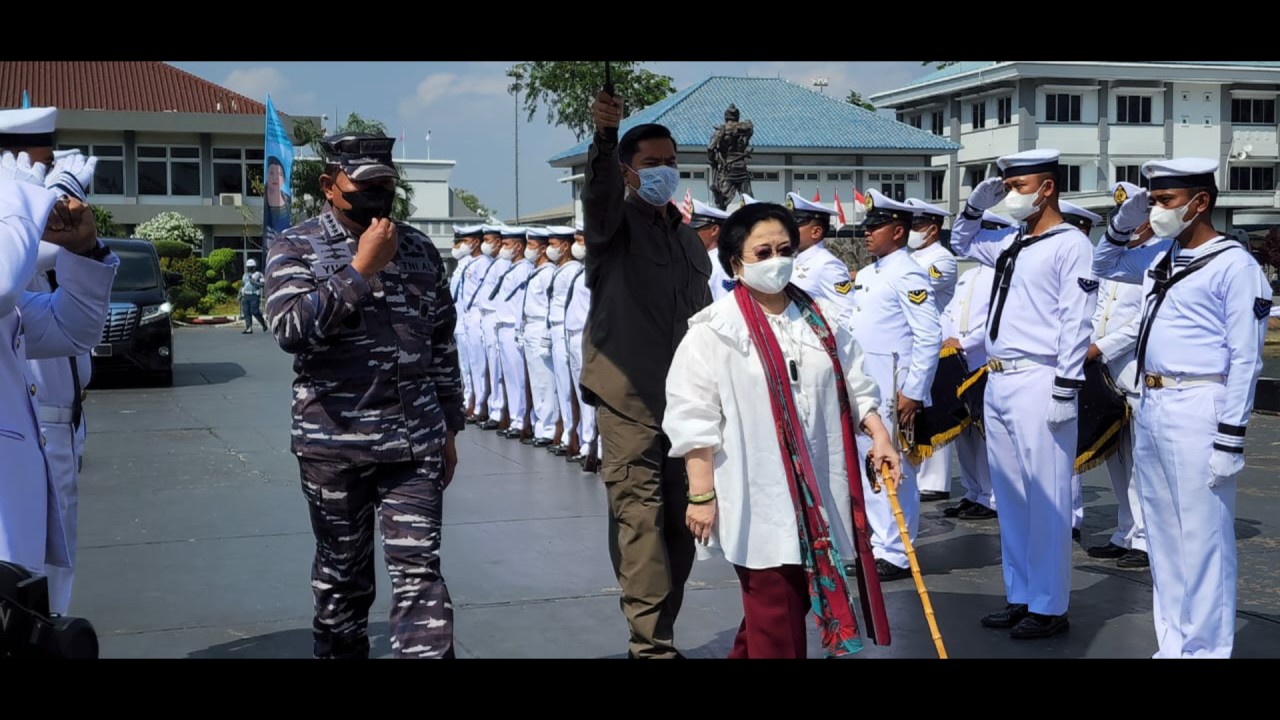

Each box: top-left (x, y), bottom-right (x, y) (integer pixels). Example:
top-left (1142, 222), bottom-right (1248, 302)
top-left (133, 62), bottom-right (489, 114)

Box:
top-left (320, 132), bottom-right (399, 182)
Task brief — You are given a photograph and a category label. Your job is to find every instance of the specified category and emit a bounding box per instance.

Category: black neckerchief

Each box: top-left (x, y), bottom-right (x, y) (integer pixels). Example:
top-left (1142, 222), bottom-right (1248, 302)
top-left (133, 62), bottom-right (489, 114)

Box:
top-left (45, 270), bottom-right (83, 431)
top-left (986, 226), bottom-right (1070, 341)
top-left (1134, 238), bottom-right (1241, 385)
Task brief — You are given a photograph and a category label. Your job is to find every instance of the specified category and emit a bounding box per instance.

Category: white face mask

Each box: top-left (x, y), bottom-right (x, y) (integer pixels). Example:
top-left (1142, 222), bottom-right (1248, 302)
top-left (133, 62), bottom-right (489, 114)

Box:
top-left (524, 247), bottom-right (540, 262)
top-left (480, 241), bottom-right (496, 257)
top-left (738, 256), bottom-right (794, 295)
top-left (907, 230), bottom-right (929, 250)
top-left (451, 246), bottom-right (471, 260)
top-left (1004, 182), bottom-right (1046, 221)
top-left (546, 246), bottom-right (564, 262)
top-left (1148, 195), bottom-right (1204, 240)
top-left (571, 243), bottom-right (586, 260)
top-left (498, 247), bottom-right (515, 261)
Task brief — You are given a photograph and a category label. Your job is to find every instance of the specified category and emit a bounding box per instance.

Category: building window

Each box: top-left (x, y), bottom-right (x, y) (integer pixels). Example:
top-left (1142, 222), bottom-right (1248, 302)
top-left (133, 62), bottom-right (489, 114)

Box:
top-left (930, 173), bottom-right (945, 200)
top-left (909, 114), bottom-right (922, 129)
top-left (1231, 98), bottom-right (1276, 125)
top-left (997, 96), bottom-right (1013, 125)
top-left (751, 171), bottom-right (779, 181)
top-left (881, 182), bottom-right (906, 202)
top-left (1045, 93), bottom-right (1082, 123)
top-left (1116, 95), bottom-right (1153, 124)
top-left (213, 235), bottom-right (265, 275)
top-left (794, 172), bottom-right (819, 181)
top-left (931, 110), bottom-right (945, 136)
top-left (58, 143), bottom-right (124, 195)
top-left (678, 170), bottom-right (707, 180)
top-left (1115, 165), bottom-right (1142, 186)
top-left (1060, 165), bottom-right (1081, 193)
top-left (971, 101), bottom-right (986, 129)
top-left (1230, 166), bottom-right (1276, 191)
top-left (826, 172), bottom-right (852, 182)
top-left (967, 166), bottom-right (986, 188)
top-left (137, 145), bottom-right (201, 196)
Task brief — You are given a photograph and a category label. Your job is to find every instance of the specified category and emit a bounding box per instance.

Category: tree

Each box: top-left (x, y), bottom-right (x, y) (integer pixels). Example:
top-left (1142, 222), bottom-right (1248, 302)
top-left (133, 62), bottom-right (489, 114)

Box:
top-left (289, 113), bottom-right (416, 222)
top-left (94, 206), bottom-right (125, 239)
top-left (921, 61), bottom-right (961, 71)
top-left (845, 90), bottom-right (876, 112)
top-left (206, 248), bottom-right (238, 282)
top-left (134, 211), bottom-right (203, 249)
top-left (506, 62), bottom-right (676, 141)
top-left (454, 188), bottom-right (492, 218)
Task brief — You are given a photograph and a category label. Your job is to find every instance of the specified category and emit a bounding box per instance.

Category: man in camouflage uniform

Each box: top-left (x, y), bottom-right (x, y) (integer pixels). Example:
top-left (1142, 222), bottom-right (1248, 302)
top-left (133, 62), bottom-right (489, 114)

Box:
top-left (264, 133), bottom-right (465, 659)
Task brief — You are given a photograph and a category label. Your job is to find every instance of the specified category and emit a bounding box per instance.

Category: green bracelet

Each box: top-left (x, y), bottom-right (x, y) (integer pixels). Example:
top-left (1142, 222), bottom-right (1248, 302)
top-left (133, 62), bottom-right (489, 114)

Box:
top-left (688, 490), bottom-right (717, 504)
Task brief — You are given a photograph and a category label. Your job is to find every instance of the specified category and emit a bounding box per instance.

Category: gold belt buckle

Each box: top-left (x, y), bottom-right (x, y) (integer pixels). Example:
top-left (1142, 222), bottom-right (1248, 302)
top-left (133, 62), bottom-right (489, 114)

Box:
top-left (1144, 374), bottom-right (1163, 389)
top-left (987, 359), bottom-right (1005, 373)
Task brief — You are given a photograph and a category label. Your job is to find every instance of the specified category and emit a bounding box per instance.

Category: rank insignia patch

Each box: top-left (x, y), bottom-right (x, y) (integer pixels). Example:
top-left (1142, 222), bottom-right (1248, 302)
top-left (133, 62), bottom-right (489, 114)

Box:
top-left (1078, 278), bottom-right (1099, 293)
top-left (907, 289), bottom-right (928, 304)
top-left (834, 280), bottom-right (853, 295)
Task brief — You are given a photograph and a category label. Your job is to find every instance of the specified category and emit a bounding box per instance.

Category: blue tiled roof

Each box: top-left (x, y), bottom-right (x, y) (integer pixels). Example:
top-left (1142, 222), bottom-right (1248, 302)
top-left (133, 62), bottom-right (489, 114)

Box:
top-left (548, 76), bottom-right (959, 164)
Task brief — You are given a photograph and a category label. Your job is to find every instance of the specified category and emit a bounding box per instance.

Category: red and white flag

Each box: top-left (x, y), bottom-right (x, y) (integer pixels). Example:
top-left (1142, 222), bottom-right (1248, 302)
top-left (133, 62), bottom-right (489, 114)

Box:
top-left (812, 189), bottom-right (821, 202)
top-left (833, 189), bottom-right (846, 227)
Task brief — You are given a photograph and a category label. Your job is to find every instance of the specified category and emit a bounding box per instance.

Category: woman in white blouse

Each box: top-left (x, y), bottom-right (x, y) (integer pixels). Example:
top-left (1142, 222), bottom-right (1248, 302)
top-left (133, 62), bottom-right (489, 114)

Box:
top-left (663, 202), bottom-right (901, 659)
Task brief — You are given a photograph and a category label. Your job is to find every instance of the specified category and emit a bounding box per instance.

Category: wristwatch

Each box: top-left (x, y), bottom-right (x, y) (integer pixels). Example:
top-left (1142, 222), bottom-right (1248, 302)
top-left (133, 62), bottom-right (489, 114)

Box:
top-left (77, 241), bottom-right (112, 262)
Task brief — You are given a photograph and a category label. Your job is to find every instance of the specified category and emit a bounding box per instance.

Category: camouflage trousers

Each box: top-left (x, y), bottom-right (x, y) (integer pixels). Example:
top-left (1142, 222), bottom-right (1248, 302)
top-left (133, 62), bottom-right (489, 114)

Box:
top-left (298, 454), bottom-right (454, 659)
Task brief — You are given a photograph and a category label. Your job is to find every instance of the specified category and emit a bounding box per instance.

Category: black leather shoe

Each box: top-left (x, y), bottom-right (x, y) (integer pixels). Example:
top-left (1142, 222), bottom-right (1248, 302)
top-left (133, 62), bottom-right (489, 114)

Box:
top-left (481, 420), bottom-right (501, 431)
top-left (1072, 528), bottom-right (1081, 541)
top-left (875, 559), bottom-right (911, 581)
top-left (1088, 542), bottom-right (1127, 559)
top-left (569, 453), bottom-right (586, 464)
top-left (980, 603), bottom-right (1029, 629)
top-left (533, 438), bottom-right (552, 448)
top-left (551, 445), bottom-right (569, 457)
top-left (919, 491), bottom-right (950, 502)
top-left (1116, 549), bottom-right (1150, 569)
top-left (942, 499), bottom-right (977, 517)
top-left (1011, 613), bottom-right (1069, 639)
top-left (959, 504), bottom-right (997, 520)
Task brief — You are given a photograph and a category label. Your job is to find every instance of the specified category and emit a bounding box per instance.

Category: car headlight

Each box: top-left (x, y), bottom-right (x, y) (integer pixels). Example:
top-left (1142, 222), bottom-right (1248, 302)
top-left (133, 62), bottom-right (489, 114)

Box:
top-left (140, 302), bottom-right (173, 324)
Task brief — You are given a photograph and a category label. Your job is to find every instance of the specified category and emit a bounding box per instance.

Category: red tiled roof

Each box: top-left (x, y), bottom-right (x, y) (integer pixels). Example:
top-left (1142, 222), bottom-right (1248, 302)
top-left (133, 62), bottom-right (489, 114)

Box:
top-left (0, 61), bottom-right (267, 115)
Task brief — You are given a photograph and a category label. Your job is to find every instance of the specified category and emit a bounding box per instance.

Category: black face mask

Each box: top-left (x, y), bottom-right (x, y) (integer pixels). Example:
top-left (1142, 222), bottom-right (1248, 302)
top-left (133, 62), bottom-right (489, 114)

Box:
top-left (339, 186), bottom-right (395, 227)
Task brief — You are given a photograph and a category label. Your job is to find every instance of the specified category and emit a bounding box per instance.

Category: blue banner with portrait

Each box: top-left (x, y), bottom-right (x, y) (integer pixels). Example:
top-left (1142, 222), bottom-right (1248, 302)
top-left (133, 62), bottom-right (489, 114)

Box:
top-left (262, 94), bottom-right (294, 245)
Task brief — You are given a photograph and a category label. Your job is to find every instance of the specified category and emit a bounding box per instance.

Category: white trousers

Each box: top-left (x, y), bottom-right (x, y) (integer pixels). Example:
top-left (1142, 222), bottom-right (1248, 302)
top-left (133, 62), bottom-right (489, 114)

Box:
top-left (955, 423), bottom-right (996, 510)
top-left (984, 363), bottom-right (1076, 617)
top-left (1073, 473), bottom-right (1083, 531)
top-left (549, 323), bottom-right (575, 446)
top-left (497, 325), bottom-right (526, 432)
top-left (1135, 383), bottom-right (1236, 659)
top-left (41, 419), bottom-right (79, 616)
top-left (481, 312), bottom-right (505, 418)
top-left (455, 326), bottom-right (473, 408)
top-left (566, 330), bottom-right (599, 452)
top-left (522, 323), bottom-right (560, 441)
top-left (1104, 395), bottom-right (1147, 551)
top-left (917, 449), bottom-right (952, 494)
top-left (855, 353), bottom-right (919, 570)
top-left (464, 312), bottom-right (488, 411)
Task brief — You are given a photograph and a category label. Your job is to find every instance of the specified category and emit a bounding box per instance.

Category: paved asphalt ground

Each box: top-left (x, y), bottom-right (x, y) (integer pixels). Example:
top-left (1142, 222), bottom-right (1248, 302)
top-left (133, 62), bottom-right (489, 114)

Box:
top-left (71, 325), bottom-right (1280, 659)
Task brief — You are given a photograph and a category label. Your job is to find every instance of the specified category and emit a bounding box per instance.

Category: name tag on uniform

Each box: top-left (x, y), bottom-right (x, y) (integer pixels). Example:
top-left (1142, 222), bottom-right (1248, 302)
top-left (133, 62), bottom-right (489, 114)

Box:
top-left (306, 236), bottom-right (354, 280)
top-left (396, 258), bottom-right (434, 274)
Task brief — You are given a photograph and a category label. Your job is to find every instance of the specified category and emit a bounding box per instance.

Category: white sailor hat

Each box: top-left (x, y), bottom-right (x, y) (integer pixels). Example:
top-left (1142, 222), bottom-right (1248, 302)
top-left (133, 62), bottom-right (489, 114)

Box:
top-left (526, 227), bottom-right (551, 241)
top-left (1140, 158), bottom-right (1219, 190)
top-left (1110, 181), bottom-right (1143, 207)
top-left (574, 221), bottom-right (584, 234)
top-left (546, 225), bottom-right (576, 240)
top-left (996, 148), bottom-right (1060, 179)
top-left (500, 226), bottom-right (528, 239)
top-left (0, 107), bottom-right (57, 146)
top-left (1058, 200), bottom-right (1102, 228)
top-left (481, 224), bottom-right (504, 235)
top-left (905, 198), bottom-right (952, 224)
top-left (785, 192), bottom-right (837, 223)
top-left (739, 193), bottom-right (759, 206)
top-left (456, 224), bottom-right (484, 239)
top-left (981, 210), bottom-right (1015, 229)
top-left (860, 188), bottom-right (916, 228)
top-left (689, 198), bottom-right (730, 227)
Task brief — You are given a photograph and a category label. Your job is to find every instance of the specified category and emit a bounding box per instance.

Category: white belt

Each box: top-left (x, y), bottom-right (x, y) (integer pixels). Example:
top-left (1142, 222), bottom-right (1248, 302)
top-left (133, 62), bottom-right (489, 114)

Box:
top-left (37, 405), bottom-right (75, 425)
top-left (1142, 373), bottom-right (1225, 390)
top-left (986, 355), bottom-right (1055, 374)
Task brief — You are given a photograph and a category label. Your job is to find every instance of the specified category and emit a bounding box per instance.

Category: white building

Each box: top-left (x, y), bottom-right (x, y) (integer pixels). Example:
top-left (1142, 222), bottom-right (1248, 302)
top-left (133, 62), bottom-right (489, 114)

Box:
top-left (869, 61), bottom-right (1280, 234)
top-left (397, 158), bottom-right (485, 249)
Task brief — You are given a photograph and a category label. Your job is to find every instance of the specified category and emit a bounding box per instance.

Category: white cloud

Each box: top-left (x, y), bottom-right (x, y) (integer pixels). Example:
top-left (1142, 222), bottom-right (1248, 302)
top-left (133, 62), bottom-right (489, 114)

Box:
top-left (398, 72), bottom-right (511, 119)
top-left (744, 61), bottom-right (921, 103)
top-left (220, 67), bottom-right (318, 113)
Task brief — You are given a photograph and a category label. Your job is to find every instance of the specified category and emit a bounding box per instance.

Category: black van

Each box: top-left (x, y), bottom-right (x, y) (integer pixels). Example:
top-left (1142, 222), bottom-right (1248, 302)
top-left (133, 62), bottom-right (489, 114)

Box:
top-left (90, 239), bottom-right (182, 385)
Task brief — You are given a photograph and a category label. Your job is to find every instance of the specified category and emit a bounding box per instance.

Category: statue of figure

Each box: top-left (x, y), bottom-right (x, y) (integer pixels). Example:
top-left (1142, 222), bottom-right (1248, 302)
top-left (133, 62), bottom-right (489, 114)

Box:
top-left (707, 104), bottom-right (754, 210)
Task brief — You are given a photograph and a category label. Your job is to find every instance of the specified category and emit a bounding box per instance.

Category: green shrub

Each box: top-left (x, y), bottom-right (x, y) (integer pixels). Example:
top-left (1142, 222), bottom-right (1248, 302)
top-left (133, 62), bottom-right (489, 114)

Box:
top-left (196, 296), bottom-right (216, 314)
top-left (153, 240), bottom-right (193, 261)
top-left (170, 287), bottom-right (201, 311)
top-left (209, 280), bottom-right (235, 297)
top-left (165, 256), bottom-right (211, 299)
top-left (172, 308), bottom-right (190, 323)
top-left (205, 269), bottom-right (217, 281)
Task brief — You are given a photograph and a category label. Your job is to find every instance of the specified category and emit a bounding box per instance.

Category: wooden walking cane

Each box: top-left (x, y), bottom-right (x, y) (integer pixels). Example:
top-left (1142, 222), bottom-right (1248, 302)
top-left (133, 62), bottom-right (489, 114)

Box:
top-left (872, 351), bottom-right (948, 659)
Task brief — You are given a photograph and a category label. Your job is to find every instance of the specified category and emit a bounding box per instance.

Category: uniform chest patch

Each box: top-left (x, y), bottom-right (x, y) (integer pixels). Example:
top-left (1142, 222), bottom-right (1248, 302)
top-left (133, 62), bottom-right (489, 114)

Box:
top-left (906, 289), bottom-right (928, 304)
top-left (834, 280), bottom-right (853, 295)
top-left (722, 279), bottom-right (736, 291)
top-left (1255, 297), bottom-right (1274, 321)
top-left (1078, 278), bottom-right (1100, 293)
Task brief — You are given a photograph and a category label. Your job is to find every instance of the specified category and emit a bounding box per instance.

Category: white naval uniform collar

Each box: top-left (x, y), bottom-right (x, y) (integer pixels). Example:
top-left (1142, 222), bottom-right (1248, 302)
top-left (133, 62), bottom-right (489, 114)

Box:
top-left (798, 241), bottom-right (827, 262)
top-left (871, 246), bottom-right (912, 273)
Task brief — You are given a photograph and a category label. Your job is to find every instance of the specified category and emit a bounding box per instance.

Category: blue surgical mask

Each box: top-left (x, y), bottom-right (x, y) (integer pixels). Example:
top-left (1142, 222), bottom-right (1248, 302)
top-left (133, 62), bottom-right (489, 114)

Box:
top-left (628, 165), bottom-right (679, 207)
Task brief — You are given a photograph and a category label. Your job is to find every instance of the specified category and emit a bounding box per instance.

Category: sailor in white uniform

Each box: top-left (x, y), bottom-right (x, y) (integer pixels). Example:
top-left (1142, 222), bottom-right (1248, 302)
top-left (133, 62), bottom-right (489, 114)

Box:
top-left (785, 193), bottom-right (856, 325)
top-left (449, 225), bottom-right (480, 414)
top-left (951, 149), bottom-right (1095, 639)
top-left (519, 228), bottom-right (560, 448)
top-left (565, 223), bottom-right (601, 472)
top-left (546, 226), bottom-right (582, 455)
top-left (905, 198), bottom-right (959, 502)
top-left (938, 211), bottom-right (1013, 521)
top-left (846, 189), bottom-right (942, 580)
top-left (1, 137), bottom-right (118, 581)
top-left (1093, 158), bottom-right (1269, 659)
top-left (461, 225), bottom-right (496, 423)
top-left (491, 227), bottom-right (533, 440)
top-left (477, 227), bottom-right (517, 430)
top-left (1067, 186), bottom-right (1151, 570)
top-left (689, 199), bottom-right (733, 301)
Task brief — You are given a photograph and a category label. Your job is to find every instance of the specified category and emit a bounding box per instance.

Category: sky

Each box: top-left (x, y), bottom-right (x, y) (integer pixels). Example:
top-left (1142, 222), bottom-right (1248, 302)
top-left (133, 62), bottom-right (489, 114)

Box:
top-left (170, 61), bottom-right (930, 221)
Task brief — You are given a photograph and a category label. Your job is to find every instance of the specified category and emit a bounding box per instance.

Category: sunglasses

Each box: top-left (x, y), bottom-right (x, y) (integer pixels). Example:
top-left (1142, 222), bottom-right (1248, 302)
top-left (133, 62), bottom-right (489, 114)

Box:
top-left (747, 244), bottom-right (796, 261)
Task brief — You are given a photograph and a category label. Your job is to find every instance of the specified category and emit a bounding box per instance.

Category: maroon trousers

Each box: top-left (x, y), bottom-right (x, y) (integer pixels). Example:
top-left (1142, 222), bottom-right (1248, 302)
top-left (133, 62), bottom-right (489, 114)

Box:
top-left (728, 564), bottom-right (810, 659)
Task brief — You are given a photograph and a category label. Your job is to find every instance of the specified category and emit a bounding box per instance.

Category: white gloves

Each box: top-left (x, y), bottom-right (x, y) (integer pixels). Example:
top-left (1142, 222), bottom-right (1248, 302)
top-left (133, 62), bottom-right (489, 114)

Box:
top-left (1208, 450), bottom-right (1244, 487)
top-left (1, 151), bottom-right (47, 186)
top-left (1109, 187), bottom-right (1150, 237)
top-left (1046, 396), bottom-right (1077, 428)
top-left (44, 151), bottom-right (97, 203)
top-left (965, 177), bottom-right (1008, 213)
